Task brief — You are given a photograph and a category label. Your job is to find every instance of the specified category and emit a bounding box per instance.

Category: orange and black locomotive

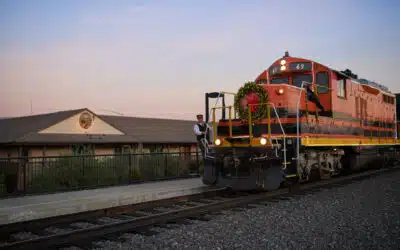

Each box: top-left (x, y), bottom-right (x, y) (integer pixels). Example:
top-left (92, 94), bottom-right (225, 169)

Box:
top-left (201, 51), bottom-right (400, 191)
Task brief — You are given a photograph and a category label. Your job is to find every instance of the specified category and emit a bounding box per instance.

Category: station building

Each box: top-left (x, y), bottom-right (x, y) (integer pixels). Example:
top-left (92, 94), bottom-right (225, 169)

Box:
top-left (0, 108), bottom-right (199, 158)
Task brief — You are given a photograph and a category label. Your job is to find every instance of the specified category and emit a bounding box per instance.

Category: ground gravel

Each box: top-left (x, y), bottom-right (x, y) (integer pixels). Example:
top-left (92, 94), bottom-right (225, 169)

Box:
top-left (92, 169), bottom-right (400, 250)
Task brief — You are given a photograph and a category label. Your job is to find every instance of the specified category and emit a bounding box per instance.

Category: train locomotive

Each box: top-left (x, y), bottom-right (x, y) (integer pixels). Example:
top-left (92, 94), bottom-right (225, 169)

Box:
top-left (201, 51), bottom-right (400, 191)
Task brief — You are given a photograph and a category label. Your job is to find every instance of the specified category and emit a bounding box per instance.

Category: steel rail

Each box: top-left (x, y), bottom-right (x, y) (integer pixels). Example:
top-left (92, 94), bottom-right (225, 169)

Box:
top-left (1, 165), bottom-right (399, 250)
top-left (0, 188), bottom-right (225, 245)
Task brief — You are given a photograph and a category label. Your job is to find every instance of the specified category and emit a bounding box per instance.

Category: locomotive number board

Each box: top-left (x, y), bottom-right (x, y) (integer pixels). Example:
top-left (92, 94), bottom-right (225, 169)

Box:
top-left (269, 65), bottom-right (281, 75)
top-left (289, 62), bottom-right (312, 71)
top-left (269, 62), bottom-right (313, 75)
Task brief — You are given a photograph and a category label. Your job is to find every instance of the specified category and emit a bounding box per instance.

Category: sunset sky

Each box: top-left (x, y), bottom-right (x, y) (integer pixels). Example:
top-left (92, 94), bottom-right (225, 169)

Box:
top-left (1, 0), bottom-right (399, 120)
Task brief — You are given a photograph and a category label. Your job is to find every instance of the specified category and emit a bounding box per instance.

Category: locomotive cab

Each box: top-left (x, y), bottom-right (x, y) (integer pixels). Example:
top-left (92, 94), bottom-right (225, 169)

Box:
top-left (255, 51), bottom-right (332, 118)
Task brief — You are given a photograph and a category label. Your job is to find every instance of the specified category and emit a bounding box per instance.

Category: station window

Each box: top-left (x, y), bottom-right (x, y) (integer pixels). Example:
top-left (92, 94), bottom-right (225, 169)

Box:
top-left (149, 144), bottom-right (164, 153)
top-left (316, 71), bottom-right (329, 94)
top-left (122, 145), bottom-right (132, 153)
top-left (114, 146), bottom-right (122, 155)
top-left (257, 79), bottom-right (267, 85)
top-left (337, 79), bottom-right (346, 98)
top-left (72, 144), bottom-right (94, 155)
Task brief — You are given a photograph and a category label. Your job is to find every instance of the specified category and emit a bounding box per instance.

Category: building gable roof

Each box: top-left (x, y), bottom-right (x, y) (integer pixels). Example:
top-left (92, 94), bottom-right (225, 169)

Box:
top-left (0, 109), bottom-right (87, 144)
top-left (38, 110), bottom-right (125, 135)
top-left (0, 109), bottom-right (199, 144)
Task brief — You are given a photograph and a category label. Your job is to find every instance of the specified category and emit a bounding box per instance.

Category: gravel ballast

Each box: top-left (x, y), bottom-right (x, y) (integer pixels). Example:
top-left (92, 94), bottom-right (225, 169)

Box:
top-left (92, 169), bottom-right (400, 250)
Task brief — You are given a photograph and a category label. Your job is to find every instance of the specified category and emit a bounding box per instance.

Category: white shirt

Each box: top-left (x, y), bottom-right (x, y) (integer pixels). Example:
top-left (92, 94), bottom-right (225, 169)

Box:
top-left (193, 123), bottom-right (212, 135)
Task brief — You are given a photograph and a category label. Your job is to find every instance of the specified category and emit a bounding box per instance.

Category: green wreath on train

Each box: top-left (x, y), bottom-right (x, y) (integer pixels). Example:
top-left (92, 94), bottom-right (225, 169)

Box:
top-left (234, 81), bottom-right (269, 121)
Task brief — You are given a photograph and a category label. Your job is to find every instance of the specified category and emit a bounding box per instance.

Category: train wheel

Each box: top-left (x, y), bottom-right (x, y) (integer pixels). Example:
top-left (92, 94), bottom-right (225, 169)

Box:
top-left (319, 169), bottom-right (332, 180)
top-left (308, 167), bottom-right (321, 182)
top-left (383, 154), bottom-right (389, 168)
top-left (319, 162), bottom-right (333, 180)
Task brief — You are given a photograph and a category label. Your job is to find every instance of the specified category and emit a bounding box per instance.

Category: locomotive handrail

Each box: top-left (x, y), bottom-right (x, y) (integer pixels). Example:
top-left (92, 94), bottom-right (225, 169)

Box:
top-left (220, 91), bottom-right (237, 96)
top-left (208, 91), bottom-right (237, 125)
top-left (211, 101), bottom-right (286, 146)
top-left (246, 102), bottom-right (273, 141)
top-left (268, 102), bottom-right (287, 167)
top-left (296, 81), bottom-right (311, 169)
top-left (208, 92), bottom-right (223, 126)
top-left (314, 79), bottom-right (320, 122)
top-left (211, 105), bottom-right (234, 144)
top-left (207, 91), bottom-right (231, 149)
top-left (247, 102), bottom-right (287, 166)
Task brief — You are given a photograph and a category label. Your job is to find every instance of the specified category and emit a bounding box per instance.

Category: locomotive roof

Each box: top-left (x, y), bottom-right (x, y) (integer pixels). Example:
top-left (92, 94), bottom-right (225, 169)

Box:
top-left (270, 52), bottom-right (393, 95)
top-left (332, 69), bottom-right (392, 95)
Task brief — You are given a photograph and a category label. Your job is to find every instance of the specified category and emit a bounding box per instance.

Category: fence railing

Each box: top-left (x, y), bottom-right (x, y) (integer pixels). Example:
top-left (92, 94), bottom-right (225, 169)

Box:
top-left (0, 151), bottom-right (202, 198)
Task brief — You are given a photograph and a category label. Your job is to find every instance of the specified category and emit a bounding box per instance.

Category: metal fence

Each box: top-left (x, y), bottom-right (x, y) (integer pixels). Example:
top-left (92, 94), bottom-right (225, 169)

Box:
top-left (0, 151), bottom-right (202, 198)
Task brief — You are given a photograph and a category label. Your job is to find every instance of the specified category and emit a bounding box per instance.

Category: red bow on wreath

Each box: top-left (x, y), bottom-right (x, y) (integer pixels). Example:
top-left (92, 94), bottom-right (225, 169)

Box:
top-left (240, 92), bottom-right (259, 112)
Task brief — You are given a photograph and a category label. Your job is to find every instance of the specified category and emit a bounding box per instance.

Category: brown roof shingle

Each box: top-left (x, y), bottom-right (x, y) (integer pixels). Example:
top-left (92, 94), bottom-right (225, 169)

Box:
top-left (100, 115), bottom-right (197, 143)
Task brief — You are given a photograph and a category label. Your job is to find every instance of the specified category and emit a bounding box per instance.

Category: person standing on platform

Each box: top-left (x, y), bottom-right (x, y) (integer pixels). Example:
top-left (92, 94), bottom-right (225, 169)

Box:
top-left (193, 114), bottom-right (212, 159)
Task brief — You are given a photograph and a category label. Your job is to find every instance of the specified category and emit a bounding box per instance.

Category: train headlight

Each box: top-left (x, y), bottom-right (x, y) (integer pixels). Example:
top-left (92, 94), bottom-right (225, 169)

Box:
top-left (260, 138), bottom-right (267, 145)
top-left (280, 59), bottom-right (286, 65)
top-left (215, 139), bottom-right (221, 145)
top-left (280, 65), bottom-right (286, 71)
top-left (277, 88), bottom-right (284, 95)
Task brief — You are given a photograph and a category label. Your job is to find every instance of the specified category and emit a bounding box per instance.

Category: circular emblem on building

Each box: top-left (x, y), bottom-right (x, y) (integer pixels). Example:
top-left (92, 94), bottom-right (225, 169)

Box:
top-left (79, 112), bottom-right (93, 129)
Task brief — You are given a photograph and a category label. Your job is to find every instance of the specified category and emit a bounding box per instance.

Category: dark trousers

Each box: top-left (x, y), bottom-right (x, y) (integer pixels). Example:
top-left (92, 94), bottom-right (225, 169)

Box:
top-left (197, 140), bottom-right (206, 159)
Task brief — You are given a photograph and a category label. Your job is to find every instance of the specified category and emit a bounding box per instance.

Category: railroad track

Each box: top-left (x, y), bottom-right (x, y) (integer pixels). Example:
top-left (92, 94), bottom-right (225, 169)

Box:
top-left (1, 165), bottom-right (399, 250)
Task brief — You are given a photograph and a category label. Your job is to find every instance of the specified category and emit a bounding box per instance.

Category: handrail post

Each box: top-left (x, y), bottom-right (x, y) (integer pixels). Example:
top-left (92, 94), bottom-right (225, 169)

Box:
top-left (305, 96), bottom-right (309, 123)
top-left (208, 93), bottom-right (222, 129)
top-left (314, 83), bottom-right (319, 123)
top-left (212, 108), bottom-right (217, 144)
top-left (228, 106), bottom-right (233, 137)
top-left (270, 102), bottom-right (287, 170)
top-left (248, 104), bottom-right (253, 144)
top-left (267, 103), bottom-right (271, 139)
top-left (296, 81), bottom-right (308, 169)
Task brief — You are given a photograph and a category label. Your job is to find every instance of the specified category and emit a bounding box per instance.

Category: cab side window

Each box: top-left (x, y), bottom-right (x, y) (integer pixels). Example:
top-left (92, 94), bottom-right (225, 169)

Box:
top-left (292, 74), bottom-right (312, 88)
top-left (257, 79), bottom-right (267, 85)
top-left (337, 79), bottom-right (346, 98)
top-left (316, 71), bottom-right (329, 94)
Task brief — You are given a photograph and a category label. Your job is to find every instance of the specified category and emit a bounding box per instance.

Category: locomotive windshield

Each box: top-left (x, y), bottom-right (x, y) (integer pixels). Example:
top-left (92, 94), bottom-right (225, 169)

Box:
top-left (292, 74), bottom-right (313, 88)
top-left (270, 77), bottom-right (289, 84)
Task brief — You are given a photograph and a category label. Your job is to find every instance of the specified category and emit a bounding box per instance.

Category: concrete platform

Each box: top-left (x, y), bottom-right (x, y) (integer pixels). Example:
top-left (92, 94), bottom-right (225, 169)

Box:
top-left (0, 177), bottom-right (216, 225)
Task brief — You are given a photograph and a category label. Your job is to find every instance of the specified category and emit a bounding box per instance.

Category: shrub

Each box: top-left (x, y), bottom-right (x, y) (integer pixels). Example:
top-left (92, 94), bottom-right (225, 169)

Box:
top-left (27, 152), bottom-right (198, 194)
